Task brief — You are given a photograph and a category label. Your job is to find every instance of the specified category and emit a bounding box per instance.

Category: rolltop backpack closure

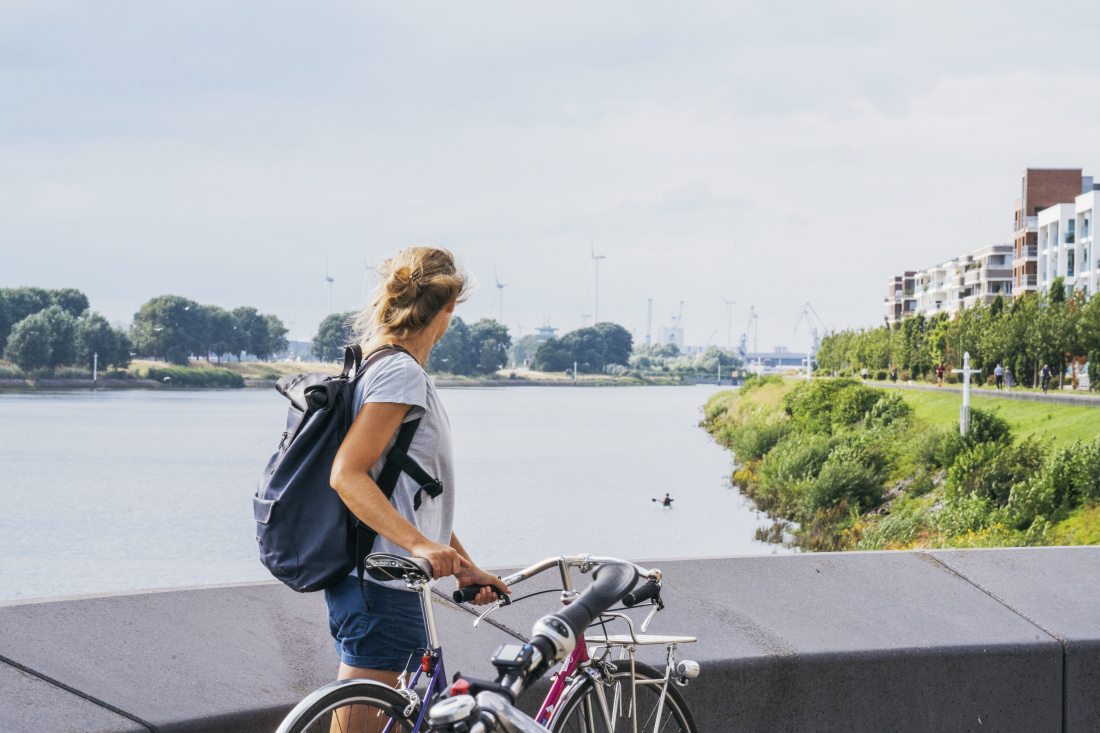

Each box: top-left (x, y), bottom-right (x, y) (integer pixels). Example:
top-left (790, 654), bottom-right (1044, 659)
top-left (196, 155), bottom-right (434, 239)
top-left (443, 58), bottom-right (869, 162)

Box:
top-left (253, 344), bottom-right (442, 593)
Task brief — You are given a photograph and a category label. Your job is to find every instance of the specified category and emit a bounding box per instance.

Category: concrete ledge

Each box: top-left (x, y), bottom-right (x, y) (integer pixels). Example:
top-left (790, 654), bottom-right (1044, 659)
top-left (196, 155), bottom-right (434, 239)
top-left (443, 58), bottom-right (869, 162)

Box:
top-left (1, 549), bottom-right (1096, 731)
top-left (871, 380), bottom-right (1100, 407)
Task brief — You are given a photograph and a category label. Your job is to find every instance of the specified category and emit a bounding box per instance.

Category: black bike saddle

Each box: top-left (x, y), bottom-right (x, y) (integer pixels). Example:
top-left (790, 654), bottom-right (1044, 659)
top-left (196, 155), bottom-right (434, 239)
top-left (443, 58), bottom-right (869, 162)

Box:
top-left (364, 553), bottom-right (433, 583)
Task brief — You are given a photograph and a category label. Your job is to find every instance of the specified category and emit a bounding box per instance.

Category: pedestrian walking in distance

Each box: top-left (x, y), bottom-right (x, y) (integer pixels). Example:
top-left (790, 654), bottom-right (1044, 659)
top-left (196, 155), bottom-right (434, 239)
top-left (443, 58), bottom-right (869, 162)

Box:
top-left (328, 247), bottom-right (510, 691)
top-left (936, 363), bottom-right (945, 387)
top-left (1004, 366), bottom-right (1015, 392)
top-left (890, 366), bottom-right (898, 383)
top-left (994, 363), bottom-right (1004, 390)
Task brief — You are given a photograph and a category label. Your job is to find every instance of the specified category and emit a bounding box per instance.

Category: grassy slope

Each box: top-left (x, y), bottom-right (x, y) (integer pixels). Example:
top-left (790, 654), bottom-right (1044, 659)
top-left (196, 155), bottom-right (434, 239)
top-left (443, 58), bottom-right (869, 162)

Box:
top-left (707, 378), bottom-right (1100, 548)
top-left (894, 389), bottom-right (1100, 448)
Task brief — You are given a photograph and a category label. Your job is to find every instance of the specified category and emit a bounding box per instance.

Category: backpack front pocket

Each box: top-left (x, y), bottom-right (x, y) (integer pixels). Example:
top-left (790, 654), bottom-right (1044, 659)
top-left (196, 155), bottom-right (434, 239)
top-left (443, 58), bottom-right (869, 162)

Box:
top-left (253, 496), bottom-right (299, 582)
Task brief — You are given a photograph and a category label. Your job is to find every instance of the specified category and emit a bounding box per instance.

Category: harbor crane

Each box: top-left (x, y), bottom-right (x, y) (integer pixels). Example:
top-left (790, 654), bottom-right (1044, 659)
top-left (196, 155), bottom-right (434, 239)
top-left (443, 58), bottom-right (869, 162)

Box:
top-left (793, 302), bottom-right (829, 356)
top-left (737, 306), bottom-right (758, 361)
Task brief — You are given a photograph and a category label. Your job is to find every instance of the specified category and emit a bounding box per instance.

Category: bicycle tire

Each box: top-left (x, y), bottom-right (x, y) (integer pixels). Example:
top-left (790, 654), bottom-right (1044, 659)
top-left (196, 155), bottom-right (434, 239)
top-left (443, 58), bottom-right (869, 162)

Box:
top-left (275, 678), bottom-right (419, 733)
top-left (546, 660), bottom-right (698, 733)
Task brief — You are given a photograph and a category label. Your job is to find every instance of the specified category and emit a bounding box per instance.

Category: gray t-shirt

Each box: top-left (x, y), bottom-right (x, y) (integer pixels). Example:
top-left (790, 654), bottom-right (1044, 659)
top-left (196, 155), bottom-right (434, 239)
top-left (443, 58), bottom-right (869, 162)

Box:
top-left (352, 351), bottom-right (455, 588)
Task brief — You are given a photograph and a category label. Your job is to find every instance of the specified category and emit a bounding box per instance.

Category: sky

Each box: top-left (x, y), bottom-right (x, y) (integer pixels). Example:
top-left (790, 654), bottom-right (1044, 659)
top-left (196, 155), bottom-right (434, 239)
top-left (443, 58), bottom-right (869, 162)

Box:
top-left (5, 0), bottom-right (1100, 352)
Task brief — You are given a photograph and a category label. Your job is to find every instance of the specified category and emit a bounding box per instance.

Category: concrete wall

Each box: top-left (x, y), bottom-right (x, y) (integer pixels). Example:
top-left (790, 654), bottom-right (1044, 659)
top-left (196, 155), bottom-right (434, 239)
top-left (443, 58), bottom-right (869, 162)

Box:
top-left (1, 547), bottom-right (1096, 732)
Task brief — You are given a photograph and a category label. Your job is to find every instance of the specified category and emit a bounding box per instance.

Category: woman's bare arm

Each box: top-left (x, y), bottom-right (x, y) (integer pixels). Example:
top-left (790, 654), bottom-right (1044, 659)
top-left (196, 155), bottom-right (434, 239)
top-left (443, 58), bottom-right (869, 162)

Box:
top-left (330, 401), bottom-right (465, 580)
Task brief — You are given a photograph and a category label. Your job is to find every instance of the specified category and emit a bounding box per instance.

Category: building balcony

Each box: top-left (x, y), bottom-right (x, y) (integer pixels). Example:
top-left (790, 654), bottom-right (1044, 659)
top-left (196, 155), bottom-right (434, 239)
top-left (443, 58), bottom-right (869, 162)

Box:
top-left (1016, 216), bottom-right (1038, 233)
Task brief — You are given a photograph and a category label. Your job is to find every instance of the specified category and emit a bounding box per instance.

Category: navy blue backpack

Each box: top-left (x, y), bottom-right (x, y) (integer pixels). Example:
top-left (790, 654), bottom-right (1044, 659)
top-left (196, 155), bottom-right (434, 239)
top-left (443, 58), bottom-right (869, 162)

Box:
top-left (253, 344), bottom-right (442, 593)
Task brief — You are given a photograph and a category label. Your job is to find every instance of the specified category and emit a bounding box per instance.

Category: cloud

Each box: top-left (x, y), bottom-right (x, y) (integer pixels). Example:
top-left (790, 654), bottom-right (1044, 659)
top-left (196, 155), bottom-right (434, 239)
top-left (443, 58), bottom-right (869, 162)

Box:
top-left (660, 181), bottom-right (754, 213)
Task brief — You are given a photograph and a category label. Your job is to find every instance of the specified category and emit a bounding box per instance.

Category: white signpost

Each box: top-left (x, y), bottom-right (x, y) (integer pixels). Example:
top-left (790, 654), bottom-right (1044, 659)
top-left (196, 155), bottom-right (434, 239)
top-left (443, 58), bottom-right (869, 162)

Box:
top-left (952, 351), bottom-right (977, 436)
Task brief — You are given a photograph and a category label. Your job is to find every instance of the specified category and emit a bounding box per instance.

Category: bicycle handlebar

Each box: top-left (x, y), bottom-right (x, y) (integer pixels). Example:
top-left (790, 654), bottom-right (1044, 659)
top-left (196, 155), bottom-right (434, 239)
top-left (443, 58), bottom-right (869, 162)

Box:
top-left (452, 585), bottom-right (510, 605)
top-left (622, 578), bottom-right (660, 608)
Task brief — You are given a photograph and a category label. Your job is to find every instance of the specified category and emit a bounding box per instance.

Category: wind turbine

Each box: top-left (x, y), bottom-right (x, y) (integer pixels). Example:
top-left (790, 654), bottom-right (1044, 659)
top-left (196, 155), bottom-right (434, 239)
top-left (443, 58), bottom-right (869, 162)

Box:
top-left (580, 306), bottom-right (591, 328)
top-left (493, 263), bottom-right (507, 324)
top-left (325, 255), bottom-right (335, 314)
top-left (721, 298), bottom-right (736, 350)
top-left (590, 242), bottom-right (606, 324)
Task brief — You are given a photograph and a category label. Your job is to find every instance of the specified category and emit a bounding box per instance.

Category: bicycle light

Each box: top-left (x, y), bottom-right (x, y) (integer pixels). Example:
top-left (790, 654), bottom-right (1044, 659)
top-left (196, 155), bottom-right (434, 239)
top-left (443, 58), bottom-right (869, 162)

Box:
top-left (428, 695), bottom-right (477, 727)
top-left (676, 660), bottom-right (700, 680)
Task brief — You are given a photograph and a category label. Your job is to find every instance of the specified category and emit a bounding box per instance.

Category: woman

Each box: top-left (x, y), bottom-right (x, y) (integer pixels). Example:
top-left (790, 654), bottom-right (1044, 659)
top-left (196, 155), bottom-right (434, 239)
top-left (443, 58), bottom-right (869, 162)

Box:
top-left (328, 246), bottom-right (510, 691)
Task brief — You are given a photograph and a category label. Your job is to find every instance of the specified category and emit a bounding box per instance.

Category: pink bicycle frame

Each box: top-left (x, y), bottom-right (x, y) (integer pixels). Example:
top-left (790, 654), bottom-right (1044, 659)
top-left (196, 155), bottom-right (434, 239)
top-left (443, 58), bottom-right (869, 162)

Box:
top-left (535, 632), bottom-right (589, 726)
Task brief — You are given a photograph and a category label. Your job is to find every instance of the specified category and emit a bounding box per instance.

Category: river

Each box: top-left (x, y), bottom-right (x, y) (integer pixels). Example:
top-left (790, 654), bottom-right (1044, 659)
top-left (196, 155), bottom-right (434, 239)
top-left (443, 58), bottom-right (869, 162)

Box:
top-left (0, 385), bottom-right (789, 602)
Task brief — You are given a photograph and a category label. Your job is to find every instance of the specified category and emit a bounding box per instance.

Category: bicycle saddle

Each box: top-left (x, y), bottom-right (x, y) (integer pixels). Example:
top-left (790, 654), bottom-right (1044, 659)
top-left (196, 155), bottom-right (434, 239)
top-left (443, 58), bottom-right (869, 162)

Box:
top-left (364, 553), bottom-right (433, 583)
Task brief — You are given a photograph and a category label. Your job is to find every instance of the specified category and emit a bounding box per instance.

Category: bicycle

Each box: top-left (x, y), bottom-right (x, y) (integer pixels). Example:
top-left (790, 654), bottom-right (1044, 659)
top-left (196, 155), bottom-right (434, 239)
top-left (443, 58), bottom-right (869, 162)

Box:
top-left (428, 559), bottom-right (694, 733)
top-left (275, 553), bottom-right (700, 733)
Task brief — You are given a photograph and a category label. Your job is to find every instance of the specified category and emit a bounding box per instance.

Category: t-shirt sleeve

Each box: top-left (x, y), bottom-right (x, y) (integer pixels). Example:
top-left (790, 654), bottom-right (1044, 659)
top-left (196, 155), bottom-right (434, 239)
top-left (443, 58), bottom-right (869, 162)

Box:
top-left (359, 355), bottom-right (428, 422)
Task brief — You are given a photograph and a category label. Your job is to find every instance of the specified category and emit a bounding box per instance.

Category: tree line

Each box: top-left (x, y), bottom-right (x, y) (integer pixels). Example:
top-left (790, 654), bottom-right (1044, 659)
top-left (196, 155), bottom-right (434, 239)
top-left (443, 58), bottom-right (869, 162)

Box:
top-left (130, 295), bottom-right (288, 365)
top-left (817, 277), bottom-right (1100, 388)
top-left (312, 312), bottom-right (512, 376)
top-left (530, 322), bottom-right (633, 373)
top-left (1, 287), bottom-right (290, 373)
top-left (1, 287), bottom-right (131, 373)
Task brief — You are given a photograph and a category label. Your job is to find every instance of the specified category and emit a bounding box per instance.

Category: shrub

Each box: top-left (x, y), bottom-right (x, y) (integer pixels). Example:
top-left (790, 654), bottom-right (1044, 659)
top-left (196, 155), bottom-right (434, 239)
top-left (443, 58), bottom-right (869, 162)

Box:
top-left (145, 366), bottom-right (245, 388)
top-left (899, 368), bottom-right (911, 382)
top-left (781, 378), bottom-right (875, 434)
top-left (53, 368), bottom-right (93, 379)
top-left (726, 418), bottom-right (793, 462)
top-left (740, 373), bottom-right (783, 393)
top-left (0, 364), bottom-right (24, 378)
top-left (946, 439), bottom-right (1046, 506)
top-left (945, 372), bottom-right (959, 385)
top-left (864, 392), bottom-right (912, 429)
top-left (1007, 437), bottom-right (1100, 527)
top-left (875, 370), bottom-right (888, 381)
top-left (800, 460), bottom-right (883, 514)
top-left (858, 498), bottom-right (929, 550)
top-left (757, 434), bottom-right (839, 492)
top-left (932, 492), bottom-right (1003, 537)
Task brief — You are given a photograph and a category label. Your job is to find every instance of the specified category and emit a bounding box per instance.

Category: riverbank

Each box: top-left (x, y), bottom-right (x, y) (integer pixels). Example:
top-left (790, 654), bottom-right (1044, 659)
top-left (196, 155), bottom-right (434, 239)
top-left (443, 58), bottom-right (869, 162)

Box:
top-left (0, 360), bottom-right (693, 390)
top-left (703, 375), bottom-right (1100, 552)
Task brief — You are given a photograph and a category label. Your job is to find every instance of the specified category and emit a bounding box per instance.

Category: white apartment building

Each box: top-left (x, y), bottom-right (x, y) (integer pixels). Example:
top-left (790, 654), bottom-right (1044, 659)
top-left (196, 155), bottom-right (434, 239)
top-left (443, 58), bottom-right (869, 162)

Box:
top-left (1035, 191), bottom-right (1100, 299)
top-left (887, 244), bottom-right (1014, 325)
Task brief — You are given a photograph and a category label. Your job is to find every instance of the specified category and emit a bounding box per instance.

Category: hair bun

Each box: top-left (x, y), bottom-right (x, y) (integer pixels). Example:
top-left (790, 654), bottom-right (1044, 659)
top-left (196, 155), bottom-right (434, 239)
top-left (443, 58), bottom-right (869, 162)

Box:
top-left (395, 266), bottom-right (412, 282)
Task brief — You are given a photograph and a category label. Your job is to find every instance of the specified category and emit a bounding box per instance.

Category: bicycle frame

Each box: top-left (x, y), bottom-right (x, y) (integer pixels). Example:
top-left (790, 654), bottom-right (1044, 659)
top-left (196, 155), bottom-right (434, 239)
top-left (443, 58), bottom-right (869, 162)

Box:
top-left (383, 577), bottom-right (448, 733)
top-left (535, 633), bottom-right (588, 726)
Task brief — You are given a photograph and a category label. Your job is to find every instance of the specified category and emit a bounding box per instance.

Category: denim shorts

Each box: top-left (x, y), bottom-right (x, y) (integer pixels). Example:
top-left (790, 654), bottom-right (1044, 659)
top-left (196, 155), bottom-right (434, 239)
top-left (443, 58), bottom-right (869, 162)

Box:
top-left (324, 576), bottom-right (428, 671)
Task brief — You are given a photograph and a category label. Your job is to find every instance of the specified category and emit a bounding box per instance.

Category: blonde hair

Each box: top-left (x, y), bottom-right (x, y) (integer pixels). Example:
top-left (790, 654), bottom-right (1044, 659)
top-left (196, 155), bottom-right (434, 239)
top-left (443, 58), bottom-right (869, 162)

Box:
top-left (352, 246), bottom-right (473, 347)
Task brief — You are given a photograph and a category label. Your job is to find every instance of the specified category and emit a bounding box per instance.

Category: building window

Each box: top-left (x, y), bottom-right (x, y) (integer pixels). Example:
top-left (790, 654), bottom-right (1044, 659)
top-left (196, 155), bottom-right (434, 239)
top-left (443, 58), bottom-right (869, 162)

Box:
top-left (1068, 219), bottom-right (1076, 244)
top-left (1069, 250), bottom-right (1076, 278)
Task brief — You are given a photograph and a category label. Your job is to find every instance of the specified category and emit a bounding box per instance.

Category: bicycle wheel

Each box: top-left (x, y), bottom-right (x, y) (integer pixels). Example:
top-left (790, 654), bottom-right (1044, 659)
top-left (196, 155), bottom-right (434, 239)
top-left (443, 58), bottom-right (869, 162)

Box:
top-left (547, 660), bottom-right (698, 733)
top-left (276, 679), bottom-right (419, 733)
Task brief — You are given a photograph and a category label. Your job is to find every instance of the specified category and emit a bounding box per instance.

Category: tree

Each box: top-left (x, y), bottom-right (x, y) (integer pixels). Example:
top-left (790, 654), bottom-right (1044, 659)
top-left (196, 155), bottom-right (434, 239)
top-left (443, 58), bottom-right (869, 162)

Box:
top-left (427, 316), bottom-right (472, 374)
top-left (201, 305), bottom-right (241, 360)
top-left (50, 288), bottom-right (90, 317)
top-left (468, 319), bottom-right (511, 375)
top-left (313, 311), bottom-right (357, 362)
top-left (1, 287), bottom-right (52, 342)
top-left (594, 322), bottom-right (633, 368)
top-left (531, 336), bottom-right (573, 372)
top-left (509, 334), bottom-right (539, 367)
top-left (4, 311), bottom-right (52, 371)
top-left (264, 314), bottom-right (289, 359)
top-left (131, 295), bottom-right (205, 365)
top-left (39, 306), bottom-right (78, 368)
top-left (76, 313), bottom-right (132, 370)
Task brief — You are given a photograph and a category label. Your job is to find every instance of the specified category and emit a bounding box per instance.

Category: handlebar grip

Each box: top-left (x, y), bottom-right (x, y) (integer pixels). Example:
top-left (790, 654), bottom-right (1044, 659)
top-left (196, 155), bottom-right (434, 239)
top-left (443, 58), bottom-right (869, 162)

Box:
top-left (556, 563), bottom-right (639, 638)
top-left (452, 584), bottom-right (509, 605)
top-left (622, 579), bottom-right (660, 608)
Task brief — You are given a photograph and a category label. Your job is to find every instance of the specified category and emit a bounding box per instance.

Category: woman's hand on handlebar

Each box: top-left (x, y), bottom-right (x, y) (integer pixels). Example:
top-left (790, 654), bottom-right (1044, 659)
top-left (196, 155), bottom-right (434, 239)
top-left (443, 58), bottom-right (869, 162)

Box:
top-left (455, 565), bottom-right (511, 606)
top-left (409, 539), bottom-right (468, 580)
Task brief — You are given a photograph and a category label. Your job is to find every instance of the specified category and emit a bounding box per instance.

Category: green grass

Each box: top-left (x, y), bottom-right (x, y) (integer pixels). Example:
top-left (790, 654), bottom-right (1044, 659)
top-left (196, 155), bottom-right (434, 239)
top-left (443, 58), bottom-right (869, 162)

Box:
top-left (1050, 503), bottom-right (1100, 545)
top-left (890, 390), bottom-right (1100, 448)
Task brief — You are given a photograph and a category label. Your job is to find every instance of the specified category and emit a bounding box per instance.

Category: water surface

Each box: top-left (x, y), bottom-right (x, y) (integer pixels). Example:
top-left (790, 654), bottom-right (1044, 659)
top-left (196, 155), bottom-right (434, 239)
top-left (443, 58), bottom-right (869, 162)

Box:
top-left (0, 385), bottom-right (787, 601)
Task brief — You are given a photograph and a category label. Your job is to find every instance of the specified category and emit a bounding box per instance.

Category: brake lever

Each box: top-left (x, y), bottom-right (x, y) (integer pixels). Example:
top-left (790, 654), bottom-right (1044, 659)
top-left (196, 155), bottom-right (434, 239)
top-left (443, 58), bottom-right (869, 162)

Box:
top-left (640, 600), bottom-right (662, 633)
top-left (473, 599), bottom-right (505, 628)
